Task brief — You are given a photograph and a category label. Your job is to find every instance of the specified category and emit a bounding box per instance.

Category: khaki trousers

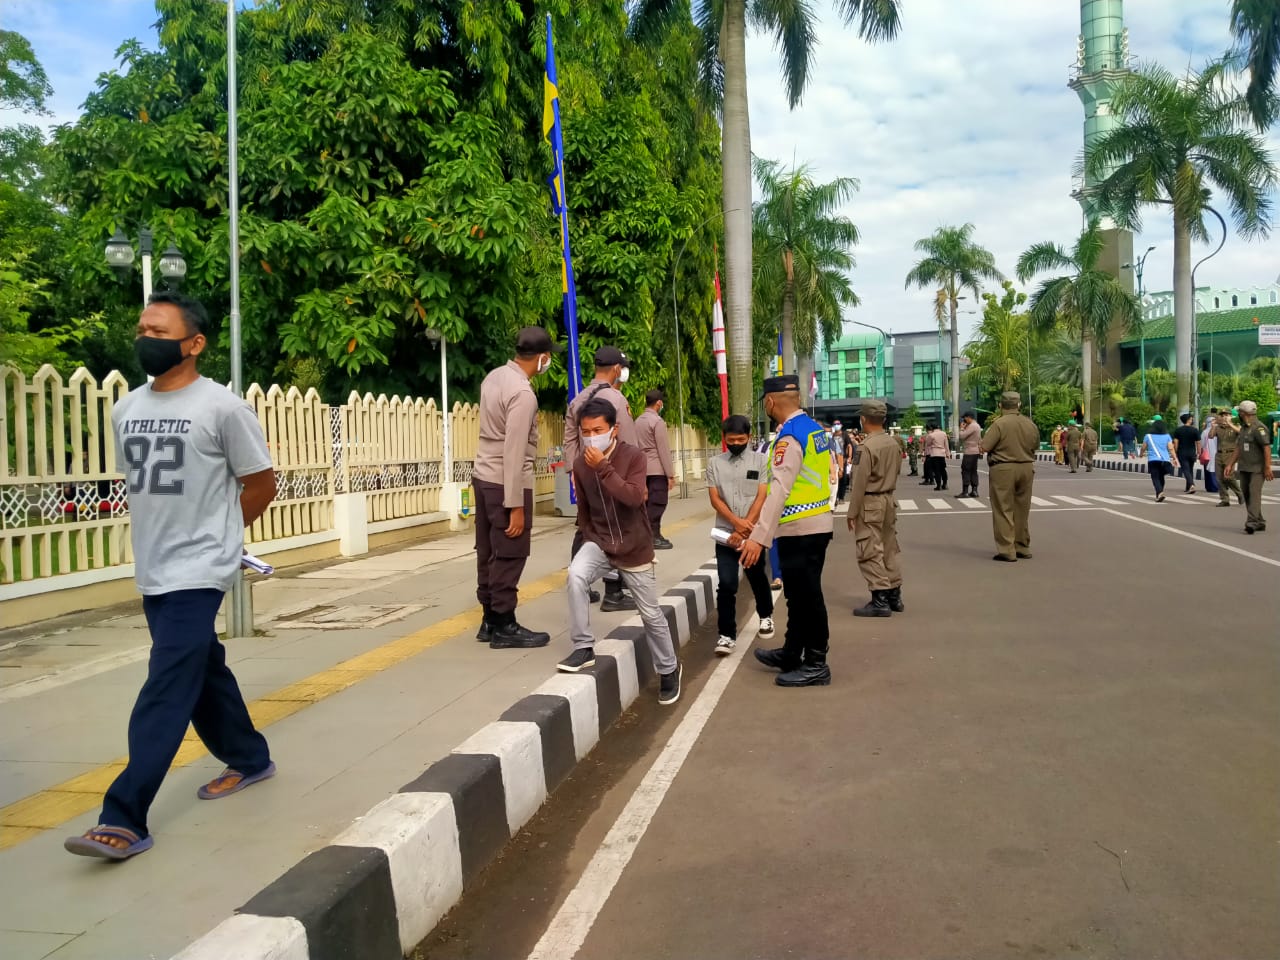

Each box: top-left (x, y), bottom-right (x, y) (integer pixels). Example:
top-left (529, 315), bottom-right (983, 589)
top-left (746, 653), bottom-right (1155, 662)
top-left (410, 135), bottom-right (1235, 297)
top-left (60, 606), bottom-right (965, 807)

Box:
top-left (1240, 470), bottom-right (1267, 530)
top-left (1082, 446), bottom-right (1096, 470)
top-left (989, 462), bottom-right (1034, 559)
top-left (1067, 447), bottom-right (1081, 472)
top-left (854, 496), bottom-right (901, 590)
top-left (1215, 452), bottom-right (1241, 504)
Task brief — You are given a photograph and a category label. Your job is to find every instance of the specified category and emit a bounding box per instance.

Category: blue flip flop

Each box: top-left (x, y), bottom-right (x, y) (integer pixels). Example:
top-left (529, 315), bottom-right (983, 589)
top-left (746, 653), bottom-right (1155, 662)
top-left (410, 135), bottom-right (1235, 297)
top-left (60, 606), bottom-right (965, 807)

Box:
top-left (64, 825), bottom-right (153, 861)
top-left (197, 761), bottom-right (277, 800)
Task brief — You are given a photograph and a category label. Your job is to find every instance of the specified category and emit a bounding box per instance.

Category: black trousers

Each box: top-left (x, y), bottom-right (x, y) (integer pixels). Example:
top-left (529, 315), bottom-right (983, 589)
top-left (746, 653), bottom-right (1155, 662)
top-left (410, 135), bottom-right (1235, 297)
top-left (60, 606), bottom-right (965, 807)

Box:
top-left (1149, 460), bottom-right (1172, 496)
top-left (715, 543), bottom-right (774, 638)
top-left (926, 456), bottom-right (947, 488)
top-left (474, 479), bottom-right (532, 617)
top-left (776, 532), bottom-right (832, 661)
top-left (101, 589), bottom-right (270, 837)
top-left (1177, 452), bottom-right (1197, 491)
top-left (961, 453), bottom-right (980, 493)
top-left (645, 475), bottom-right (669, 536)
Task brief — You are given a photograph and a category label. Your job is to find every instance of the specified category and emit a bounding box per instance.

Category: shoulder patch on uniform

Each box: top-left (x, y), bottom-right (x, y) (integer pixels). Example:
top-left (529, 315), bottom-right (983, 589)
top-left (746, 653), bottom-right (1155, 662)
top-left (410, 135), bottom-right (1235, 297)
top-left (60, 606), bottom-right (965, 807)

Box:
top-left (773, 440), bottom-right (790, 467)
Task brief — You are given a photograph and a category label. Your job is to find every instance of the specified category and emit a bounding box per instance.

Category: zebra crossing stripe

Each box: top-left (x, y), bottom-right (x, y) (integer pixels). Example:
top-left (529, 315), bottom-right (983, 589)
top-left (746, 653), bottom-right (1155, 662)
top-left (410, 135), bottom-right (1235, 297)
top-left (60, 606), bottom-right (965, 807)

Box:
top-left (1084, 495), bottom-right (1125, 504)
top-left (961, 498), bottom-right (986, 509)
top-left (1053, 495), bottom-right (1090, 506)
top-left (1030, 496), bottom-right (1054, 507)
top-left (897, 499), bottom-right (918, 511)
top-left (927, 498), bottom-right (952, 510)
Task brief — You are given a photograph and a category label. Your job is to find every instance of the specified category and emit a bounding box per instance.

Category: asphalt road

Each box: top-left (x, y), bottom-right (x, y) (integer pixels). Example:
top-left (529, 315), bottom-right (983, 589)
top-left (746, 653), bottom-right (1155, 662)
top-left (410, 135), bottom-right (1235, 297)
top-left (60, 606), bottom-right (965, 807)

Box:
top-left (418, 467), bottom-right (1280, 960)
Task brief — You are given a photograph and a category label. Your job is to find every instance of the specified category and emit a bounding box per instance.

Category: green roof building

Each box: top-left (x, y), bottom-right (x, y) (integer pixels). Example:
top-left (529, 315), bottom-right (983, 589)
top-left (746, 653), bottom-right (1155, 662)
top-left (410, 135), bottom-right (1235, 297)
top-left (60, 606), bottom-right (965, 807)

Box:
top-left (1119, 285), bottom-right (1280, 378)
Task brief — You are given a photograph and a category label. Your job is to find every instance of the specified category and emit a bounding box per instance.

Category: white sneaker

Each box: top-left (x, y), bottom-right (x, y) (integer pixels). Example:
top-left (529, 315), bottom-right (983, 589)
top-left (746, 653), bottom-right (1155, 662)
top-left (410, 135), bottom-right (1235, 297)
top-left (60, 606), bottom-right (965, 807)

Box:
top-left (714, 635), bottom-right (736, 656)
top-left (758, 617), bottom-right (775, 640)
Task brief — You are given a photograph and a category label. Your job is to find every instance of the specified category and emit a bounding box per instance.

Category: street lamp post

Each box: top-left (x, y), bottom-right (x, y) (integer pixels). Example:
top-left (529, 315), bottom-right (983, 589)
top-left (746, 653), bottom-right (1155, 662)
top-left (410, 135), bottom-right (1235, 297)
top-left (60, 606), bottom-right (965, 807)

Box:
top-left (1122, 244), bottom-right (1156, 402)
top-left (671, 208), bottom-right (739, 499)
top-left (1190, 206), bottom-right (1227, 419)
top-left (106, 227), bottom-right (187, 306)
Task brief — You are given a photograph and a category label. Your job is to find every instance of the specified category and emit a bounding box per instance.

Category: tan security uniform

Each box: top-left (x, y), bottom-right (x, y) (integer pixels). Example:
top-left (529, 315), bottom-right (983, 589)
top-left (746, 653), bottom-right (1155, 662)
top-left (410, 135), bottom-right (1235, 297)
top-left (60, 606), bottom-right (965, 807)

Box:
top-left (981, 396), bottom-right (1040, 560)
top-left (1211, 418), bottom-right (1242, 505)
top-left (1235, 419), bottom-right (1272, 531)
top-left (1082, 425), bottom-right (1098, 471)
top-left (848, 430), bottom-right (902, 591)
top-left (1065, 424), bottom-right (1082, 472)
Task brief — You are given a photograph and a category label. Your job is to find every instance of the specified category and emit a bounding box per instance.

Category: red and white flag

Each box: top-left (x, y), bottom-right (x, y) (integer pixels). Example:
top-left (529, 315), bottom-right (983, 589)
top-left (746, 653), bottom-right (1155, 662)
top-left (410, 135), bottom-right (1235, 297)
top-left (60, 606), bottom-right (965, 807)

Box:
top-left (712, 270), bottom-right (729, 421)
top-left (809, 370), bottom-right (818, 397)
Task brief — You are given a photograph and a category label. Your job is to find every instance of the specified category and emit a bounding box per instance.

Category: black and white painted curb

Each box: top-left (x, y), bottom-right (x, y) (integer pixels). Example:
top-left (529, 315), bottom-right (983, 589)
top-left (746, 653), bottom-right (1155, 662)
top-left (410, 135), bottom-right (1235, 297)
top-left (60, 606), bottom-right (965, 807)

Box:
top-left (1035, 452), bottom-right (1207, 481)
top-left (173, 562), bottom-right (718, 960)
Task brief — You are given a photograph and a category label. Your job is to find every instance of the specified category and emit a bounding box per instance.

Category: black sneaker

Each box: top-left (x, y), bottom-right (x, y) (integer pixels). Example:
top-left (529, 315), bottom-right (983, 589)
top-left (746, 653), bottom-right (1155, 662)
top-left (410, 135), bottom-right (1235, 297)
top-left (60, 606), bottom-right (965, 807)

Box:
top-left (600, 591), bottom-right (638, 613)
top-left (658, 664), bottom-right (682, 705)
top-left (589, 589), bottom-right (601, 603)
top-left (489, 621), bottom-right (551, 649)
top-left (476, 621), bottom-right (494, 643)
top-left (558, 647), bottom-right (596, 672)
top-left (653, 536), bottom-right (674, 550)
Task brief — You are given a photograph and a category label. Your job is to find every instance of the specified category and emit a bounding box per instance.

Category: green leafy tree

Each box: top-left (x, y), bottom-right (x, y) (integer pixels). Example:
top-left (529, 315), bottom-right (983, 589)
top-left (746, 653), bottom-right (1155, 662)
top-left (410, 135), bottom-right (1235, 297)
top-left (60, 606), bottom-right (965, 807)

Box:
top-left (963, 281), bottom-right (1028, 407)
top-left (1086, 59), bottom-right (1278, 415)
top-left (898, 403), bottom-right (923, 431)
top-left (629, 0), bottom-right (901, 415)
top-left (904, 223), bottom-right (1003, 439)
top-left (751, 157), bottom-right (859, 393)
top-left (1229, 0), bottom-right (1280, 128)
top-left (1016, 220), bottom-right (1140, 424)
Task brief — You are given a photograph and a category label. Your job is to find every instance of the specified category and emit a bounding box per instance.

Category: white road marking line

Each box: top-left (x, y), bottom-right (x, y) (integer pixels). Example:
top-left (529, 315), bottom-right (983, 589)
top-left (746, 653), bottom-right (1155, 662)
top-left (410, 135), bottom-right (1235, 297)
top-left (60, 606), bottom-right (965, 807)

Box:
top-left (1052, 495), bottom-right (1090, 506)
top-left (927, 498), bottom-right (952, 510)
top-left (961, 498), bottom-right (986, 509)
top-left (897, 499), bottom-right (918, 511)
top-left (1030, 496), bottom-right (1054, 507)
top-left (1117, 495), bottom-right (1152, 503)
top-left (524, 617), bottom-right (757, 960)
top-left (1101, 509), bottom-right (1280, 568)
top-left (1083, 495), bottom-right (1125, 505)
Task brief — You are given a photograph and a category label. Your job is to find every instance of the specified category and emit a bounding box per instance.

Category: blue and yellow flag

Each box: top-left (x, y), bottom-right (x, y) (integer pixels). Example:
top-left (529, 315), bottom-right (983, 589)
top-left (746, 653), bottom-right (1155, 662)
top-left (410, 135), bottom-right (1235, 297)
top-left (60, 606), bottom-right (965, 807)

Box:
top-left (543, 14), bottom-right (583, 398)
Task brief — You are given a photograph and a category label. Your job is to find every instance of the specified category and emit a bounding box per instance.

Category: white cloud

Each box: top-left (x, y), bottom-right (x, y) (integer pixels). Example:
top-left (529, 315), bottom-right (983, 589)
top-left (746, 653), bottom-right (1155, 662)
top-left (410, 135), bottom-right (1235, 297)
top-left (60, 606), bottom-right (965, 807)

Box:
top-left (743, 0), bottom-right (1280, 344)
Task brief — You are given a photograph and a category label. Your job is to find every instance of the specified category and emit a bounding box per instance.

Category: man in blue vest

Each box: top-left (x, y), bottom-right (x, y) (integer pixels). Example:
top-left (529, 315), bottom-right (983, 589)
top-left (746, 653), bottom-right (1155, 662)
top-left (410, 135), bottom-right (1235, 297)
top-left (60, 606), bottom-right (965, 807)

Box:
top-left (738, 375), bottom-right (834, 687)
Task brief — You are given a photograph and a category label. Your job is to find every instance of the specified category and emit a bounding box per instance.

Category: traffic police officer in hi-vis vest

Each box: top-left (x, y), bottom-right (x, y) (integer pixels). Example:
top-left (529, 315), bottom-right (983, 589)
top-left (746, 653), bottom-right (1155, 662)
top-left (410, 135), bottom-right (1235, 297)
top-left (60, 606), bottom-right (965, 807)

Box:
top-left (738, 375), bottom-right (834, 688)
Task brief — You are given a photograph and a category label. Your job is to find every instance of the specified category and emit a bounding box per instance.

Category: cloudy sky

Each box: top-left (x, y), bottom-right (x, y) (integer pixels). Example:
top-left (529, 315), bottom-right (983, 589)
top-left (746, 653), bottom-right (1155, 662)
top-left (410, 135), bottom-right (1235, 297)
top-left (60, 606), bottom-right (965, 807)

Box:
top-left (4, 0), bottom-right (1278, 345)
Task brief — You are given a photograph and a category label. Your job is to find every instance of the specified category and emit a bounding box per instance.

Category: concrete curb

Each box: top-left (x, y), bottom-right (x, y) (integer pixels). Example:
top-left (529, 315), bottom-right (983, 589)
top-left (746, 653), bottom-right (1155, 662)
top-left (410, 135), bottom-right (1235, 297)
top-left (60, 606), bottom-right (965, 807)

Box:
top-left (1034, 452), bottom-right (1207, 481)
top-left (173, 561), bottom-right (719, 960)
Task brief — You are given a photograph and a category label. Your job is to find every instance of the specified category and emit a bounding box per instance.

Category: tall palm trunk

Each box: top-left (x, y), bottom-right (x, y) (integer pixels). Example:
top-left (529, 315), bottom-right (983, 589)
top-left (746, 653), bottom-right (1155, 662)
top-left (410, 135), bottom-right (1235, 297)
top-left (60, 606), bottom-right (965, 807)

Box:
top-left (721, 1), bottom-right (753, 414)
top-left (948, 287), bottom-right (960, 442)
top-left (1081, 332), bottom-right (1093, 423)
top-left (780, 250), bottom-right (796, 375)
top-left (1172, 211), bottom-right (1193, 414)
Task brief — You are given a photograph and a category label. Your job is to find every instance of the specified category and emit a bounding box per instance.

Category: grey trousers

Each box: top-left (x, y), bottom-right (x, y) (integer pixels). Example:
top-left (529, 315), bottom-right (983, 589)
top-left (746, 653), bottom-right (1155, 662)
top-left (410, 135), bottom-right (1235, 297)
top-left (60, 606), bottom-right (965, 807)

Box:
top-left (568, 541), bottom-right (676, 674)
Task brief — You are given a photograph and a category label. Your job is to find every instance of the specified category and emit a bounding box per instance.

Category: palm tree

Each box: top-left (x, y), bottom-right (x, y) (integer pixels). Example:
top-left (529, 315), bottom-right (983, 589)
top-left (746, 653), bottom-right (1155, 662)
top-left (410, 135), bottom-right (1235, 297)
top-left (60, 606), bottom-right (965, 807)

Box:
top-left (904, 223), bottom-right (1003, 439)
top-left (1016, 220), bottom-right (1140, 424)
top-left (629, 0), bottom-right (902, 414)
top-left (1230, 0), bottom-right (1280, 128)
top-left (1035, 335), bottom-right (1084, 391)
top-left (963, 281), bottom-right (1029, 398)
top-left (1086, 59), bottom-right (1277, 415)
top-left (751, 157), bottom-right (860, 390)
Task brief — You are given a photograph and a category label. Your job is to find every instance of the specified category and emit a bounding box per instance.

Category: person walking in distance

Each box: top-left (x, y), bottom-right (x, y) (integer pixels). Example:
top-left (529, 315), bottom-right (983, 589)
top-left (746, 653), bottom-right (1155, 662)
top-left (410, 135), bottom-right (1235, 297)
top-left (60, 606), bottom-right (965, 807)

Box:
top-left (1116, 417), bottom-right (1138, 459)
top-left (1172, 412), bottom-right (1201, 493)
top-left (560, 400), bottom-right (682, 705)
top-left (471, 328), bottom-right (558, 649)
top-left (1082, 422), bottom-right (1099, 472)
top-left (1210, 408), bottom-right (1244, 507)
top-left (1064, 419), bottom-right (1083, 473)
top-left (846, 400), bottom-right (904, 617)
top-left (1200, 411), bottom-right (1220, 496)
top-left (635, 389), bottom-right (676, 549)
top-left (706, 415), bottom-right (775, 655)
top-left (957, 411), bottom-right (982, 498)
top-left (906, 432), bottom-right (920, 476)
top-left (64, 293), bottom-right (278, 862)
top-left (563, 346), bottom-right (639, 612)
top-left (738, 376), bottom-right (834, 688)
top-left (980, 391), bottom-right (1040, 562)
top-left (1138, 416), bottom-right (1176, 502)
top-left (924, 422), bottom-right (949, 491)
top-left (1052, 424), bottom-right (1066, 465)
top-left (1224, 400), bottom-right (1273, 534)
top-left (837, 427), bottom-right (856, 503)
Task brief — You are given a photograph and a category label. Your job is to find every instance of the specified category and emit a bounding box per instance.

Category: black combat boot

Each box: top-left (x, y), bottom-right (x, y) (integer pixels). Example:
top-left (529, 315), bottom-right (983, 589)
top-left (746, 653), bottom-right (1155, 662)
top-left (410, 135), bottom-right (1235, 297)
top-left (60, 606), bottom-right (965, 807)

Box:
top-left (776, 652), bottom-right (831, 687)
top-left (753, 646), bottom-right (802, 671)
top-left (853, 591), bottom-right (892, 617)
top-left (886, 587), bottom-right (905, 613)
top-left (489, 614), bottom-right (551, 649)
top-left (476, 606), bottom-right (494, 643)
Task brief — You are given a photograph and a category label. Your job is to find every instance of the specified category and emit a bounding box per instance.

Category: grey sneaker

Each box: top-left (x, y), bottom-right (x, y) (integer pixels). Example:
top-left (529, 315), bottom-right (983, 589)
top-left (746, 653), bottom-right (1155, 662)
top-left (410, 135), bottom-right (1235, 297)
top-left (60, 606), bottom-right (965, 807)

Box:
top-left (714, 635), bottom-right (735, 656)
top-left (557, 648), bottom-right (596, 672)
top-left (757, 617), bottom-right (775, 640)
top-left (658, 664), bottom-right (682, 705)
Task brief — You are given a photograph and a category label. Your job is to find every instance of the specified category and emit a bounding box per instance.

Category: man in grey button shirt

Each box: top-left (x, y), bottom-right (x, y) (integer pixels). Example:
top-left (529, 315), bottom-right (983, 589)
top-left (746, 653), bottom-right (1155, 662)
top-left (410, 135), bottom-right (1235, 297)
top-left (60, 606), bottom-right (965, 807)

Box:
top-left (706, 415), bottom-right (775, 654)
top-left (66, 293), bottom-right (278, 862)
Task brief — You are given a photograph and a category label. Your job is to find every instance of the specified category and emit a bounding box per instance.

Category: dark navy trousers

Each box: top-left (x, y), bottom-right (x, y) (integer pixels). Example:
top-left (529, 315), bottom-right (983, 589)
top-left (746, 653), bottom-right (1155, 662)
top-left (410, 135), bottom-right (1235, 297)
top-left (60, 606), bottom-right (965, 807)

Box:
top-left (100, 588), bottom-right (271, 836)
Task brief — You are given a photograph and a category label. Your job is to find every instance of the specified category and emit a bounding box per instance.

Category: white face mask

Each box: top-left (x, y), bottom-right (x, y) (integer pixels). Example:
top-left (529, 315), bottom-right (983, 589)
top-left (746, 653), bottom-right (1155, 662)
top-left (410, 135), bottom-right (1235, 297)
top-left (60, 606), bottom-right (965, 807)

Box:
top-left (618, 366), bottom-right (629, 384)
top-left (536, 354), bottom-right (551, 375)
top-left (584, 432), bottom-right (614, 453)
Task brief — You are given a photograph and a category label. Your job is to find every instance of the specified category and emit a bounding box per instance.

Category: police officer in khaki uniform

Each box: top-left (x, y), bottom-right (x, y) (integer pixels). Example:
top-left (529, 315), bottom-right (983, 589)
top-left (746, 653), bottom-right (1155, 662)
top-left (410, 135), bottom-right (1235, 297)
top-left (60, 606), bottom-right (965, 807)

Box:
top-left (981, 392), bottom-right (1040, 562)
top-left (1082, 423), bottom-right (1099, 471)
top-left (473, 327), bottom-right (561, 647)
top-left (845, 399), bottom-right (903, 618)
top-left (1210, 408), bottom-right (1244, 506)
top-left (1064, 420), bottom-right (1083, 472)
top-left (1224, 399), bottom-right (1273, 533)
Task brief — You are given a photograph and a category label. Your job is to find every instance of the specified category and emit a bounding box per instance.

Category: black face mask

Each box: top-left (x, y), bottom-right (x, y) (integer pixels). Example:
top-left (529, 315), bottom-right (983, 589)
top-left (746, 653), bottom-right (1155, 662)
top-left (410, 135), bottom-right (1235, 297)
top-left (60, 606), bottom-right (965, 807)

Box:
top-left (726, 443), bottom-right (749, 457)
top-left (134, 336), bottom-right (188, 377)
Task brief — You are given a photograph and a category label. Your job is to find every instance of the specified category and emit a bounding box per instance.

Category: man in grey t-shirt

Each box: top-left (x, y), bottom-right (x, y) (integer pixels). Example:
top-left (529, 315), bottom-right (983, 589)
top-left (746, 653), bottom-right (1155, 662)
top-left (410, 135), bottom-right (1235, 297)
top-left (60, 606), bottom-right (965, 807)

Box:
top-left (65, 293), bottom-right (279, 862)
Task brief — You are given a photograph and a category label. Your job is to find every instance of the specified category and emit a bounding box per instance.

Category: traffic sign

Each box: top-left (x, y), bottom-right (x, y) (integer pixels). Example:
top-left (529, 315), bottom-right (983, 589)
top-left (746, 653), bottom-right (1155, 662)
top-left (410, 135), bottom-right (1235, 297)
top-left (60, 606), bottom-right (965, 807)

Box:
top-left (1259, 324), bottom-right (1280, 345)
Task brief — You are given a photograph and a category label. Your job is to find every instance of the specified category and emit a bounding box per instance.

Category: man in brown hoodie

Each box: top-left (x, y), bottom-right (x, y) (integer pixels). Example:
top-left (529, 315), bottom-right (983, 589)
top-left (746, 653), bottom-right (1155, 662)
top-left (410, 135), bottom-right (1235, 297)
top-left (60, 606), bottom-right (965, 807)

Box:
top-left (559, 398), bottom-right (681, 705)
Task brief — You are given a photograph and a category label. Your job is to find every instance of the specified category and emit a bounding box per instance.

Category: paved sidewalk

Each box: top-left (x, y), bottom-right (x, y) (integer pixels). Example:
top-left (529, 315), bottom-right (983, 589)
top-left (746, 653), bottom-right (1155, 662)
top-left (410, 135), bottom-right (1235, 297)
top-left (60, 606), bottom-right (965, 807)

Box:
top-left (0, 494), bottom-right (715, 960)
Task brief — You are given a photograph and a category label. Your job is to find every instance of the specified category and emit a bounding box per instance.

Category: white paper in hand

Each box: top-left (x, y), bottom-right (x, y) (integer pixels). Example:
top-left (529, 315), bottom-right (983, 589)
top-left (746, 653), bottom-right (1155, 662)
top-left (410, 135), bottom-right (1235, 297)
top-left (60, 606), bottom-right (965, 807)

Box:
top-left (241, 553), bottom-right (274, 576)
